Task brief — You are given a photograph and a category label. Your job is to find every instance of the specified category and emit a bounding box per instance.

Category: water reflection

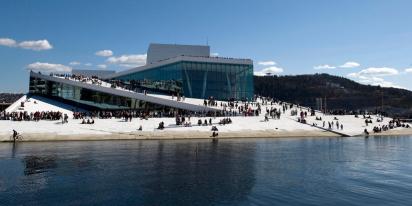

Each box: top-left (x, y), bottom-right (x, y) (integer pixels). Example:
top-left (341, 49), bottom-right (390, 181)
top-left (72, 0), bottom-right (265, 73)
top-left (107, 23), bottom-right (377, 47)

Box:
top-left (23, 155), bottom-right (57, 175)
top-left (0, 137), bottom-right (411, 206)
top-left (141, 140), bottom-right (257, 205)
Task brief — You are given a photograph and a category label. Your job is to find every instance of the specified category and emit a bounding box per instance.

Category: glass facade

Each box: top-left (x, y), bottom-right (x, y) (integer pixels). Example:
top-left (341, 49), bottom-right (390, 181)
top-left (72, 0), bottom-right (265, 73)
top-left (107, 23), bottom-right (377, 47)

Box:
top-left (113, 61), bottom-right (254, 100)
top-left (29, 76), bottom-right (178, 112)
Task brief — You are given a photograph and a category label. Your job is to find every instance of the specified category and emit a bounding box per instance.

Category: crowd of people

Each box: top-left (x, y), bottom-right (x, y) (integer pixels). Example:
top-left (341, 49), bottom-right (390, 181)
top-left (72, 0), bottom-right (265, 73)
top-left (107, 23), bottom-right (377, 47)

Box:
top-left (73, 110), bottom-right (172, 121)
top-left (0, 111), bottom-right (64, 121)
top-left (326, 109), bottom-right (388, 117)
top-left (372, 119), bottom-right (410, 133)
top-left (324, 120), bottom-right (344, 130)
top-left (263, 107), bottom-right (282, 121)
top-left (218, 118), bottom-right (232, 125)
top-left (81, 118), bottom-right (95, 124)
top-left (52, 73), bottom-right (105, 87)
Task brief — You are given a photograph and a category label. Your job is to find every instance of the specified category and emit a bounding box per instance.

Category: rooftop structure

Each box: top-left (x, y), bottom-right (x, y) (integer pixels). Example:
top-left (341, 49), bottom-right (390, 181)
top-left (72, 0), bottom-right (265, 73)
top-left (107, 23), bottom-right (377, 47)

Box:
top-left (146, 43), bottom-right (210, 64)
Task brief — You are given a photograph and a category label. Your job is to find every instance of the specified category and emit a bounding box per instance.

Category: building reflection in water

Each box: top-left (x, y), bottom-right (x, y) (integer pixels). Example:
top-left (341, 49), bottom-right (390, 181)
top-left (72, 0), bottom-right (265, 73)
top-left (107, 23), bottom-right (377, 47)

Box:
top-left (23, 155), bottom-right (58, 175)
top-left (140, 140), bottom-right (257, 205)
top-left (1, 140), bottom-right (257, 205)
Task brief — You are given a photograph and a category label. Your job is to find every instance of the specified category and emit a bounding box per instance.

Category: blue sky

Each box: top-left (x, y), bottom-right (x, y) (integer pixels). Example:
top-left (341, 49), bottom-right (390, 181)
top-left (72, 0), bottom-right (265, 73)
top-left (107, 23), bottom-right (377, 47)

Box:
top-left (1, 0), bottom-right (412, 92)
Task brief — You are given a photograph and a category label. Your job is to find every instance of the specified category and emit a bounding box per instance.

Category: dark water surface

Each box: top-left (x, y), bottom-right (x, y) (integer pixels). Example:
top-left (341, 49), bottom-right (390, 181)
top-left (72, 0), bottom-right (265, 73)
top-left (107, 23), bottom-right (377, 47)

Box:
top-left (1, 136), bottom-right (412, 206)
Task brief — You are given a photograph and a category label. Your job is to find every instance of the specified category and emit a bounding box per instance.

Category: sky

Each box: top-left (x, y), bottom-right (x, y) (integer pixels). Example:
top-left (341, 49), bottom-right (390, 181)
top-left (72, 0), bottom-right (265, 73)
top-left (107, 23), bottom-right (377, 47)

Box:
top-left (1, 0), bottom-right (412, 92)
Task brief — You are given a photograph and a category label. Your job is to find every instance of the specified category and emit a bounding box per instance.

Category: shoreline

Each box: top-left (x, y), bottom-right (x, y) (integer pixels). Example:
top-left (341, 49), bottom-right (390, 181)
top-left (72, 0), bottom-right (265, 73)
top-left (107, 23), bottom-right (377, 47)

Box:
top-left (1, 129), bottom-right (411, 142)
top-left (2, 96), bottom-right (411, 142)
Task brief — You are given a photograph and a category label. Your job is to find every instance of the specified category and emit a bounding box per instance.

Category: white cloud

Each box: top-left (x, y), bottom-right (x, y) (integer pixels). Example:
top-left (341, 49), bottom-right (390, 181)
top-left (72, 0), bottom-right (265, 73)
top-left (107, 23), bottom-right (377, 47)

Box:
top-left (339, 61), bottom-right (360, 68)
top-left (357, 67), bottom-right (399, 76)
top-left (258, 61), bottom-right (276, 66)
top-left (314, 61), bottom-right (360, 70)
top-left (95, 49), bottom-right (113, 57)
top-left (405, 68), bottom-right (412, 73)
top-left (210, 52), bottom-right (219, 57)
top-left (97, 64), bottom-right (107, 69)
top-left (0, 38), bottom-right (17, 47)
top-left (26, 62), bottom-right (72, 73)
top-left (348, 67), bottom-right (398, 78)
top-left (107, 54), bottom-right (147, 67)
top-left (254, 66), bottom-right (284, 76)
top-left (347, 67), bottom-right (402, 89)
top-left (84, 63), bottom-right (92, 66)
top-left (0, 38), bottom-right (53, 51)
top-left (18, 40), bottom-right (53, 51)
top-left (69, 61), bottom-right (81, 66)
top-left (314, 64), bottom-right (336, 70)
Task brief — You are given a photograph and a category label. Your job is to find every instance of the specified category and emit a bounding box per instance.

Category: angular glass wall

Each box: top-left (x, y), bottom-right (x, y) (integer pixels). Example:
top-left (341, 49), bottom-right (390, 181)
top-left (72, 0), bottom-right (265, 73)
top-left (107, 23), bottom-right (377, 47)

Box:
top-left (113, 61), bottom-right (254, 100)
top-left (181, 62), bottom-right (253, 100)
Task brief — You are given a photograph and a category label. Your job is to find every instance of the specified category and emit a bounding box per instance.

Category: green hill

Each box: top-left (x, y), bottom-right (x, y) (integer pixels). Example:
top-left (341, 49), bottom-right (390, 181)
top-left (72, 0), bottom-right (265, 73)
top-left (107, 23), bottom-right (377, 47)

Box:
top-left (254, 73), bottom-right (412, 118)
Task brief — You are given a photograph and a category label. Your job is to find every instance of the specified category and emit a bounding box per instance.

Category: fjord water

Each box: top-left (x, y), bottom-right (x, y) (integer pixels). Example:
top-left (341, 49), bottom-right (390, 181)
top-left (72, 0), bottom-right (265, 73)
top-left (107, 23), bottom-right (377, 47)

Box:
top-left (1, 136), bottom-right (412, 206)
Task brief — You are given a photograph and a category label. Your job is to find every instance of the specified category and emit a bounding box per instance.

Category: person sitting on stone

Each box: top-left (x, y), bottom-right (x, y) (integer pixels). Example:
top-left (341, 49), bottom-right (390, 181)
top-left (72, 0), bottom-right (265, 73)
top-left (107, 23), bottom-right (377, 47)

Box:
top-left (157, 121), bottom-right (164, 130)
top-left (212, 131), bottom-right (218, 137)
top-left (211, 126), bottom-right (218, 131)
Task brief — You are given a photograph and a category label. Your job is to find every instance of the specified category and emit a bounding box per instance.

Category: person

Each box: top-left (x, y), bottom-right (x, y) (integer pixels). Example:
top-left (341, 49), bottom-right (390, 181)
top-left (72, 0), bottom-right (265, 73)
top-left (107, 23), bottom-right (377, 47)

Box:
top-left (211, 126), bottom-right (218, 131)
top-left (12, 129), bottom-right (18, 141)
top-left (138, 125), bottom-right (142, 131)
top-left (157, 121), bottom-right (164, 130)
top-left (364, 129), bottom-right (369, 136)
top-left (64, 114), bottom-right (69, 123)
top-left (264, 114), bottom-right (269, 122)
top-left (212, 131), bottom-right (219, 138)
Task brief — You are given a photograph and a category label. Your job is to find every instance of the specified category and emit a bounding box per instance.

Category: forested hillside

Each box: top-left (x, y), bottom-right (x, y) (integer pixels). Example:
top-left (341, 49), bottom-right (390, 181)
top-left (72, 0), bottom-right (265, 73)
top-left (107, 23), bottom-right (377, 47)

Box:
top-left (254, 74), bottom-right (412, 118)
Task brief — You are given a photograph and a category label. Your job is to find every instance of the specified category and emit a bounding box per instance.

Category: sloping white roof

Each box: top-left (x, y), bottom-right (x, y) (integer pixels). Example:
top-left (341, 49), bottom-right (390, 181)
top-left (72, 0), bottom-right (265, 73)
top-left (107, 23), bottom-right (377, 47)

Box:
top-left (30, 72), bottom-right (219, 112)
